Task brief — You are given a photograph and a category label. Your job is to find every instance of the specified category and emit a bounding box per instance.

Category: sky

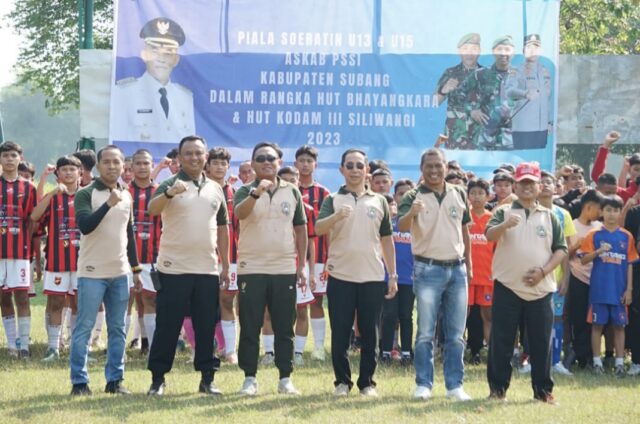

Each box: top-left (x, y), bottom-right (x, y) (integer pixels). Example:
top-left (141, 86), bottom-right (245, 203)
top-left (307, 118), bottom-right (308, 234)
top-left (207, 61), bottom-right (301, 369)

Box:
top-left (0, 0), bottom-right (21, 88)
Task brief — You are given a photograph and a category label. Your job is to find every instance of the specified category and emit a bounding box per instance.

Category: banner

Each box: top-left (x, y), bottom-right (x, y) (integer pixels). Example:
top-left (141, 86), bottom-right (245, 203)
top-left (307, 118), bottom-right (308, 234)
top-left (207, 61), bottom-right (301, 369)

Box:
top-left (110, 0), bottom-right (560, 188)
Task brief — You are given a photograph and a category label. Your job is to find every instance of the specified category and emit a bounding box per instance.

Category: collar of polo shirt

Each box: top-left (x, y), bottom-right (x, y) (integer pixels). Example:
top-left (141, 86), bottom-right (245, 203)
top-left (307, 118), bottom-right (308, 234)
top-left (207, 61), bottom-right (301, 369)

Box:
top-left (417, 181), bottom-right (458, 194)
top-left (94, 178), bottom-right (127, 191)
top-left (249, 176), bottom-right (288, 192)
top-left (509, 199), bottom-right (546, 216)
top-left (337, 185), bottom-right (376, 198)
top-left (177, 169), bottom-right (208, 188)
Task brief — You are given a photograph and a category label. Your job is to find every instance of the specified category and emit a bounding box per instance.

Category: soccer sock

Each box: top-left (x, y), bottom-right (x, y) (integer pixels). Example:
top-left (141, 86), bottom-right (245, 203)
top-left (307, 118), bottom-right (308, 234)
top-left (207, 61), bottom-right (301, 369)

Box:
top-left (593, 356), bottom-right (603, 367)
top-left (143, 314), bottom-right (156, 348)
top-left (125, 314), bottom-right (132, 340)
top-left (139, 316), bottom-right (147, 338)
top-left (295, 335), bottom-right (307, 354)
top-left (2, 315), bottom-right (17, 349)
top-left (310, 318), bottom-right (325, 349)
top-left (92, 310), bottom-right (105, 342)
top-left (183, 317), bottom-right (196, 349)
top-left (221, 320), bottom-right (237, 355)
top-left (215, 321), bottom-right (226, 353)
top-left (61, 307), bottom-right (70, 340)
top-left (401, 351), bottom-right (412, 357)
top-left (615, 357), bottom-right (624, 367)
top-left (552, 321), bottom-right (563, 365)
top-left (132, 315), bottom-right (141, 340)
top-left (263, 334), bottom-right (274, 353)
top-left (17, 316), bottom-right (31, 351)
top-left (47, 324), bottom-right (61, 350)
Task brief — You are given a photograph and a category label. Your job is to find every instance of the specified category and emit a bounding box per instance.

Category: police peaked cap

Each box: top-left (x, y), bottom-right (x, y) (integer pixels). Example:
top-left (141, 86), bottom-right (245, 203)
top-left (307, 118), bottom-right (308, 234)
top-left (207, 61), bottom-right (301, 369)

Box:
top-left (140, 17), bottom-right (186, 47)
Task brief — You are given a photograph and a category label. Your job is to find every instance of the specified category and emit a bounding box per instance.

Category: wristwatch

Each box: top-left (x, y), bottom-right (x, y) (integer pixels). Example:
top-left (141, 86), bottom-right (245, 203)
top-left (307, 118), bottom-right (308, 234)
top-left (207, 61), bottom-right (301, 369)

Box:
top-left (389, 273), bottom-right (399, 281)
top-left (249, 188), bottom-right (260, 199)
top-left (164, 190), bottom-right (174, 199)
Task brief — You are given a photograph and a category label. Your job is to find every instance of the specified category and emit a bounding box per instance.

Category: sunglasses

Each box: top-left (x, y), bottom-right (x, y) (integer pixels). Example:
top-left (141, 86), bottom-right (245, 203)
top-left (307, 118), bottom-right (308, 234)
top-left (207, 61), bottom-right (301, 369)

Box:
top-left (344, 162), bottom-right (366, 170)
top-left (254, 154), bottom-right (277, 163)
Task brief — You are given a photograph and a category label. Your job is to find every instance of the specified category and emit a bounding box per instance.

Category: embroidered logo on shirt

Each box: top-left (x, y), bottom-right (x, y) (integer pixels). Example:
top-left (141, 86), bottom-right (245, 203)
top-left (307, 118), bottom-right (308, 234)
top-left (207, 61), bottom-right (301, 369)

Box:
top-left (54, 276), bottom-right (62, 286)
top-left (449, 207), bottom-right (458, 219)
top-left (536, 225), bottom-right (547, 238)
top-left (163, 261), bottom-right (172, 268)
top-left (281, 201), bottom-right (291, 216)
top-left (327, 264), bottom-right (334, 271)
top-left (86, 265), bottom-right (95, 272)
top-left (239, 261), bottom-right (247, 269)
top-left (240, 281), bottom-right (247, 293)
top-left (367, 207), bottom-right (376, 218)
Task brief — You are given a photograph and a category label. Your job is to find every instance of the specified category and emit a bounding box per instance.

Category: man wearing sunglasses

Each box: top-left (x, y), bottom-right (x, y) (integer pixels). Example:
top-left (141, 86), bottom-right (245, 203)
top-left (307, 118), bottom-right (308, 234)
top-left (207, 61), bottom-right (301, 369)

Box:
top-left (316, 148), bottom-right (398, 397)
top-left (234, 142), bottom-right (308, 396)
top-left (398, 148), bottom-right (473, 401)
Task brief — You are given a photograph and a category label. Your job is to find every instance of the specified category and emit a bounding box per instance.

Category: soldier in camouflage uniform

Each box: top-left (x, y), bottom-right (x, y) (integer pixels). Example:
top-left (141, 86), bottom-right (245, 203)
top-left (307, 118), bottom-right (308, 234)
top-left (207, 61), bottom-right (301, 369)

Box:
top-left (435, 33), bottom-right (482, 150)
top-left (452, 35), bottom-right (517, 150)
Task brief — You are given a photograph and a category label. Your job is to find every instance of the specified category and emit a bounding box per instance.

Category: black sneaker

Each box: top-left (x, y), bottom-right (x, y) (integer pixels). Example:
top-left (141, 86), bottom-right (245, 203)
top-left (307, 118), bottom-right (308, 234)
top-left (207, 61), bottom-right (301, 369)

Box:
top-left (488, 390), bottom-right (507, 402)
top-left (614, 364), bottom-right (626, 378)
top-left (379, 353), bottom-right (392, 366)
top-left (471, 353), bottom-right (481, 366)
top-left (199, 380), bottom-right (223, 395)
top-left (148, 380), bottom-right (166, 396)
top-left (400, 355), bottom-right (413, 367)
top-left (71, 383), bottom-right (92, 396)
top-left (141, 337), bottom-right (150, 355)
top-left (129, 338), bottom-right (140, 349)
top-left (105, 380), bottom-right (131, 395)
top-left (18, 349), bottom-right (31, 360)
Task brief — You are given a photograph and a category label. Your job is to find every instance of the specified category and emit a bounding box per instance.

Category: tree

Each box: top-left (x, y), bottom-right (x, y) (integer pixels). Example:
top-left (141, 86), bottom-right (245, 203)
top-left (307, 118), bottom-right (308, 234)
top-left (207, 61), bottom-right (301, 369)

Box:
top-left (5, 0), bottom-right (640, 114)
top-left (560, 0), bottom-right (640, 55)
top-left (7, 0), bottom-right (113, 114)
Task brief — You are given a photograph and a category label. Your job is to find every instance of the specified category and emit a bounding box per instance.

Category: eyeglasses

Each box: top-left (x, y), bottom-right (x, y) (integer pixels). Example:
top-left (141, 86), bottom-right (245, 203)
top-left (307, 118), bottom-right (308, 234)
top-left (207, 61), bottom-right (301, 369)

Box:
top-left (344, 162), bottom-right (366, 170)
top-left (254, 154), bottom-right (277, 163)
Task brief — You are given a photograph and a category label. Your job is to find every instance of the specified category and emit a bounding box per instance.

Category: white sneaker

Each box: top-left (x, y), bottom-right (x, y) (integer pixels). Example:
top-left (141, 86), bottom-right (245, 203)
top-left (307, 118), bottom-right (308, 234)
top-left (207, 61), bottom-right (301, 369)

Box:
top-left (413, 385), bottom-right (432, 400)
top-left (627, 363), bottom-right (640, 376)
top-left (334, 383), bottom-right (350, 396)
top-left (294, 352), bottom-right (304, 366)
top-left (239, 377), bottom-right (258, 396)
top-left (519, 363), bottom-right (531, 374)
top-left (311, 347), bottom-right (325, 361)
top-left (261, 352), bottom-right (275, 366)
top-left (446, 387), bottom-right (472, 402)
top-left (360, 386), bottom-right (378, 397)
top-left (552, 362), bottom-right (573, 376)
top-left (277, 378), bottom-right (300, 395)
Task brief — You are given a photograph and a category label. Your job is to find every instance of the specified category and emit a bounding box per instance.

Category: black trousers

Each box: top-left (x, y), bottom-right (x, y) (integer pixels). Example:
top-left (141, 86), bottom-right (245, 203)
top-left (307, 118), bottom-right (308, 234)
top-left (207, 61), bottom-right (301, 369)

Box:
top-left (237, 274), bottom-right (297, 379)
top-left (148, 273), bottom-right (220, 380)
top-left (466, 306), bottom-right (484, 355)
top-left (568, 273), bottom-right (591, 363)
top-left (381, 284), bottom-right (415, 353)
top-left (327, 276), bottom-right (385, 390)
top-left (487, 281), bottom-right (554, 398)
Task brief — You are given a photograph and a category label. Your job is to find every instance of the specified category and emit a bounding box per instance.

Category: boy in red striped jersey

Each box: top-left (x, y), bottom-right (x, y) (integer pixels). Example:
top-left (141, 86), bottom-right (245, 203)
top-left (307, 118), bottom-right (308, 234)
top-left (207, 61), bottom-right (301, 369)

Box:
top-left (0, 141), bottom-right (37, 359)
top-left (128, 149), bottom-right (162, 351)
top-left (31, 155), bottom-right (82, 361)
top-left (295, 145), bottom-right (330, 361)
top-left (206, 147), bottom-right (239, 364)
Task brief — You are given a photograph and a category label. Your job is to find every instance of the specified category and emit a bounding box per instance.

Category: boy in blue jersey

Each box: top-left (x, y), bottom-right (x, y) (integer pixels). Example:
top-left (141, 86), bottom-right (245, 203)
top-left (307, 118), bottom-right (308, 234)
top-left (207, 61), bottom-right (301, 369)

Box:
top-left (580, 195), bottom-right (638, 377)
top-left (380, 179), bottom-right (415, 365)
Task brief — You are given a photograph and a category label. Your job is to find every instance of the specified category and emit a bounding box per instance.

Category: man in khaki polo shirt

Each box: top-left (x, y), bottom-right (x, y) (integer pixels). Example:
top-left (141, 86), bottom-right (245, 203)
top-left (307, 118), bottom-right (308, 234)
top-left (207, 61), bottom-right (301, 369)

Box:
top-left (70, 145), bottom-right (142, 396)
top-left (234, 142), bottom-right (307, 396)
top-left (485, 162), bottom-right (567, 404)
top-left (316, 148), bottom-right (398, 397)
top-left (146, 136), bottom-right (230, 396)
top-left (397, 148), bottom-right (472, 401)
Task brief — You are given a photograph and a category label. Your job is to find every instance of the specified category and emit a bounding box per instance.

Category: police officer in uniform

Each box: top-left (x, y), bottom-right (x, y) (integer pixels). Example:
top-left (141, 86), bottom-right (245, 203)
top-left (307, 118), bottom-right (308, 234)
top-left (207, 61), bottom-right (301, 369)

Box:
top-left (435, 33), bottom-right (483, 150)
top-left (111, 18), bottom-right (195, 143)
top-left (506, 34), bottom-right (553, 150)
top-left (452, 35), bottom-right (516, 150)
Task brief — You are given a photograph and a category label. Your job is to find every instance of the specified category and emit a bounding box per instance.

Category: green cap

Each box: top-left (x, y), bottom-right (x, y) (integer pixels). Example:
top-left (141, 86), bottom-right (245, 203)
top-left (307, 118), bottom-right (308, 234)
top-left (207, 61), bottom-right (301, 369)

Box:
top-left (492, 35), bottom-right (514, 49)
top-left (457, 33), bottom-right (481, 48)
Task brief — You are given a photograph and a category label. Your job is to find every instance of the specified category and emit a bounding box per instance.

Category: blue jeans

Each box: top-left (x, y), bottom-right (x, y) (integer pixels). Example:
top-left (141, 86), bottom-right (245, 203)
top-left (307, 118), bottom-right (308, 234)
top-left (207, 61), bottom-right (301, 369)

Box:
top-left (70, 275), bottom-right (129, 385)
top-left (413, 261), bottom-right (468, 390)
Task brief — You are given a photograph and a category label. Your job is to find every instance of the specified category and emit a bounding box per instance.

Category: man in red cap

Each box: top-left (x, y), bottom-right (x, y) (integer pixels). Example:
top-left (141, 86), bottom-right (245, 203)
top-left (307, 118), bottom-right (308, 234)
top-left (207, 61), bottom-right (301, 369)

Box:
top-left (485, 162), bottom-right (567, 404)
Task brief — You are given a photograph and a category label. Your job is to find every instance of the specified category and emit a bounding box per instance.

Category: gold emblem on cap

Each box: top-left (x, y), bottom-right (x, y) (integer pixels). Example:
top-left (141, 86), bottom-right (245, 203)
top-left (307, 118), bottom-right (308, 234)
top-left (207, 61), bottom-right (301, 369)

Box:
top-left (157, 21), bottom-right (170, 35)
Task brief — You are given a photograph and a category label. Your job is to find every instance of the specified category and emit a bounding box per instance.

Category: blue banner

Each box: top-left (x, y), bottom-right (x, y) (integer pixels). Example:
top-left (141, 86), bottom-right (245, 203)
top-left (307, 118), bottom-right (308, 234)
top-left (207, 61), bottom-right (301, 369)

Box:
top-left (110, 0), bottom-right (560, 188)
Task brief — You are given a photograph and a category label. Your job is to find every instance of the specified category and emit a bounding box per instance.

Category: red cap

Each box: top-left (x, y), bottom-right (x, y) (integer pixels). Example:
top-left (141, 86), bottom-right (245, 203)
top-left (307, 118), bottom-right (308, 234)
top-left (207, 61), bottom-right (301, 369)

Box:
top-left (514, 162), bottom-right (541, 182)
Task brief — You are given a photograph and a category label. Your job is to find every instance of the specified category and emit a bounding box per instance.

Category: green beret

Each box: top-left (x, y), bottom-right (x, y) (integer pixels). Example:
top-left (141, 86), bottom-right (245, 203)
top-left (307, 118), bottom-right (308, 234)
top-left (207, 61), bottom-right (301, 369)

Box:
top-left (457, 33), bottom-right (481, 48)
top-left (492, 35), bottom-right (514, 49)
top-left (140, 18), bottom-right (186, 47)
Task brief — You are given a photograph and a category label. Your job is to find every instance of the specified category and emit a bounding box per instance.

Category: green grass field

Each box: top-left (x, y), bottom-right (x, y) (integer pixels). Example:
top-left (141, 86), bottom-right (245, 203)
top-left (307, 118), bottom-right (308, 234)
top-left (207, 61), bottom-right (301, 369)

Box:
top-left (0, 288), bottom-right (637, 424)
